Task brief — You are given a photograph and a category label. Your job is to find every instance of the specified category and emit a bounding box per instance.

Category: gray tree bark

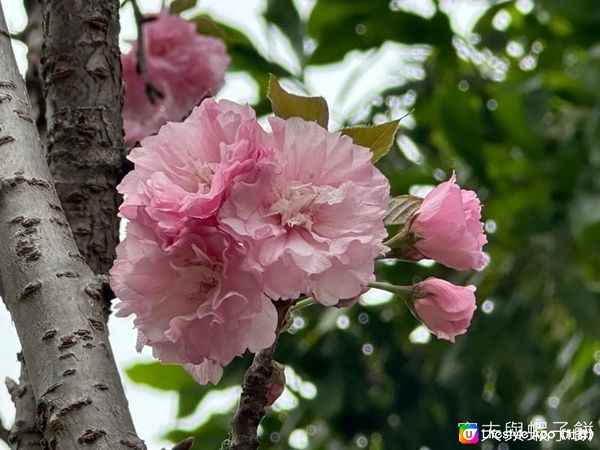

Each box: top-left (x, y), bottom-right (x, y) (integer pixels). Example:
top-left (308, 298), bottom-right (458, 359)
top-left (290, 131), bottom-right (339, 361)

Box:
top-left (42, 0), bottom-right (124, 275)
top-left (225, 346), bottom-right (277, 450)
top-left (0, 4), bottom-right (145, 448)
top-left (22, 0), bottom-right (45, 143)
top-left (224, 302), bottom-right (291, 450)
top-left (5, 355), bottom-right (44, 449)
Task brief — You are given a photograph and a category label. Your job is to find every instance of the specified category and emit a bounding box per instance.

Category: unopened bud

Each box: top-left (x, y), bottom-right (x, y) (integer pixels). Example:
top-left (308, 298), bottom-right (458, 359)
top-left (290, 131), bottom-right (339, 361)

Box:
top-left (266, 361), bottom-right (286, 406)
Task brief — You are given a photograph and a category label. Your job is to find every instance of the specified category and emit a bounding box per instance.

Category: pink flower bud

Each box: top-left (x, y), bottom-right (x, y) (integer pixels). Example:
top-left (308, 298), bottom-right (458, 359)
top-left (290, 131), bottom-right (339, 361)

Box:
top-left (266, 361), bottom-right (286, 406)
top-left (122, 10), bottom-right (230, 146)
top-left (409, 173), bottom-right (488, 270)
top-left (412, 277), bottom-right (477, 342)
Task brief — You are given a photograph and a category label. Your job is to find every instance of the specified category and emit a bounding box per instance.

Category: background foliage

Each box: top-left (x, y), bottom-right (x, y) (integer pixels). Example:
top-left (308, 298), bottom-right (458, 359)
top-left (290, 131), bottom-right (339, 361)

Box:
top-left (128, 0), bottom-right (600, 448)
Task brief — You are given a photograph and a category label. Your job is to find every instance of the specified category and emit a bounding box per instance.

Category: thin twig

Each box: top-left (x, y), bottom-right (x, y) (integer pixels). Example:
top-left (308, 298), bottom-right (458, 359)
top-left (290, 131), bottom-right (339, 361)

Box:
top-left (0, 419), bottom-right (9, 445)
top-left (130, 0), bottom-right (163, 103)
top-left (369, 281), bottom-right (413, 296)
top-left (162, 437), bottom-right (194, 450)
top-left (223, 301), bottom-right (291, 450)
top-left (171, 437), bottom-right (195, 449)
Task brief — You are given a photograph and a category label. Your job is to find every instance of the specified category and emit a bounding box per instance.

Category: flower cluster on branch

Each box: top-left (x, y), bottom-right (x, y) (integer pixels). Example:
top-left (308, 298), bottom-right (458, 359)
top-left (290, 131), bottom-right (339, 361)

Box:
top-left (111, 99), bottom-right (390, 383)
top-left (112, 12), bottom-right (489, 390)
top-left (122, 11), bottom-right (230, 146)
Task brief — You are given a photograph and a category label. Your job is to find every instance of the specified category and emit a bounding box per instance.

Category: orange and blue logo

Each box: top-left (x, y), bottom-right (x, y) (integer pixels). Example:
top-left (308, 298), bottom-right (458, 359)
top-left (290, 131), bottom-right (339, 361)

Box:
top-left (459, 423), bottom-right (479, 444)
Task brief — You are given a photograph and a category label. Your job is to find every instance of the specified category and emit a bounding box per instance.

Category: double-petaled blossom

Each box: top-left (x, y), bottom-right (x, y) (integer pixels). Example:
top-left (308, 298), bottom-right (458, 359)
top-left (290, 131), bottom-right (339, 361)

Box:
top-left (122, 11), bottom-right (230, 146)
top-left (112, 222), bottom-right (277, 384)
top-left (409, 173), bottom-right (488, 270)
top-left (119, 99), bottom-right (270, 239)
top-left (220, 117), bottom-right (390, 305)
top-left (111, 99), bottom-right (277, 384)
top-left (412, 278), bottom-right (477, 342)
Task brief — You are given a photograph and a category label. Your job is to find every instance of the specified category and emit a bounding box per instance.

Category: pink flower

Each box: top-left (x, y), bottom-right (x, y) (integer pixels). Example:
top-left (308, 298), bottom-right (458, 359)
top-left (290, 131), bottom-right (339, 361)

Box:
top-left (111, 99), bottom-right (277, 384)
top-left (110, 222), bottom-right (277, 384)
top-left (412, 278), bottom-right (477, 342)
top-left (409, 173), bottom-right (488, 270)
top-left (112, 97), bottom-right (392, 382)
top-left (220, 117), bottom-right (390, 306)
top-left (122, 10), bottom-right (230, 146)
top-left (118, 98), bottom-right (271, 241)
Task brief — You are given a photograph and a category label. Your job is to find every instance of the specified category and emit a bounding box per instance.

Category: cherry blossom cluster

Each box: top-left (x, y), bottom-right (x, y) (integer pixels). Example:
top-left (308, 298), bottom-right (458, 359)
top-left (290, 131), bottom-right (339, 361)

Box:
top-left (121, 11), bottom-right (230, 146)
top-left (112, 14), bottom-right (488, 386)
top-left (111, 99), bottom-right (390, 383)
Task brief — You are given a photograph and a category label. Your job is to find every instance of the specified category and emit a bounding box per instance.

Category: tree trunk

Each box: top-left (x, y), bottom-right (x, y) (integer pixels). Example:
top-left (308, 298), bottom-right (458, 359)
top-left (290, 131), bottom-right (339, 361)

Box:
top-left (41, 0), bottom-right (125, 275)
top-left (0, 4), bottom-right (145, 448)
top-left (5, 356), bottom-right (45, 449)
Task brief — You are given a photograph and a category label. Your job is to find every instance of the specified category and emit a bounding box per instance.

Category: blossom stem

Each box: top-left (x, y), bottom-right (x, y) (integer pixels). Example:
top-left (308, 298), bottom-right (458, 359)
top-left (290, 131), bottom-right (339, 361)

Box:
top-left (130, 0), bottom-right (163, 103)
top-left (369, 281), bottom-right (414, 297)
top-left (369, 283), bottom-right (422, 322)
top-left (224, 301), bottom-right (292, 450)
top-left (291, 296), bottom-right (317, 313)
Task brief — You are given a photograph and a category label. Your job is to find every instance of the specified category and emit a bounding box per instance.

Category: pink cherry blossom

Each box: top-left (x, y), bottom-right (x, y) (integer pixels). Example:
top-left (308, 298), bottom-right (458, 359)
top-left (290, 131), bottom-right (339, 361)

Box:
top-left (122, 10), bottom-right (230, 146)
top-left (118, 98), bottom-right (271, 242)
top-left (412, 277), bottom-right (477, 342)
top-left (111, 99), bottom-right (277, 384)
top-left (110, 222), bottom-right (277, 384)
top-left (112, 98), bottom-right (393, 382)
top-left (409, 173), bottom-right (488, 270)
top-left (220, 117), bottom-right (390, 306)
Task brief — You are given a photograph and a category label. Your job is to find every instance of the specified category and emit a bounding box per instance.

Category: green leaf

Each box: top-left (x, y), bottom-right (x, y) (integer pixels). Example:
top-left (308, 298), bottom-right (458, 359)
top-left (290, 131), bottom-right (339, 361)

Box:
top-left (438, 83), bottom-right (488, 182)
top-left (384, 195), bottom-right (422, 227)
top-left (191, 15), bottom-right (292, 114)
top-left (126, 362), bottom-right (212, 419)
top-left (126, 362), bottom-right (192, 391)
top-left (192, 16), bottom-right (290, 77)
top-left (127, 356), bottom-right (252, 419)
top-left (488, 85), bottom-right (541, 156)
top-left (307, 0), bottom-right (453, 64)
top-left (265, 0), bottom-right (305, 59)
top-left (544, 0), bottom-right (600, 25)
top-left (341, 119), bottom-right (400, 162)
top-left (557, 271), bottom-right (600, 339)
top-left (267, 74), bottom-right (329, 127)
top-left (169, 0), bottom-right (197, 14)
top-left (164, 412), bottom-right (231, 448)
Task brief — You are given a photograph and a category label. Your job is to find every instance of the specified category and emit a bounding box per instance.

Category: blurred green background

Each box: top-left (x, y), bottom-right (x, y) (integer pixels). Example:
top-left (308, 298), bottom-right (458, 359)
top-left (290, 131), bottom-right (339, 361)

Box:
top-left (127, 0), bottom-right (600, 448)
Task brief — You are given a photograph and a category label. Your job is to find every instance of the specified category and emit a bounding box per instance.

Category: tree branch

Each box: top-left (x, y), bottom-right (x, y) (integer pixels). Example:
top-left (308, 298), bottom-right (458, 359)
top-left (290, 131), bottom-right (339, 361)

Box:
top-left (22, 0), bottom-right (45, 143)
top-left (225, 346), bottom-right (277, 450)
top-left (130, 0), bottom-right (163, 103)
top-left (0, 3), bottom-right (145, 448)
top-left (5, 355), bottom-right (45, 449)
top-left (6, 5), bottom-right (49, 449)
top-left (42, 0), bottom-right (125, 276)
top-left (223, 302), bottom-right (291, 450)
top-left (170, 437), bottom-right (195, 450)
